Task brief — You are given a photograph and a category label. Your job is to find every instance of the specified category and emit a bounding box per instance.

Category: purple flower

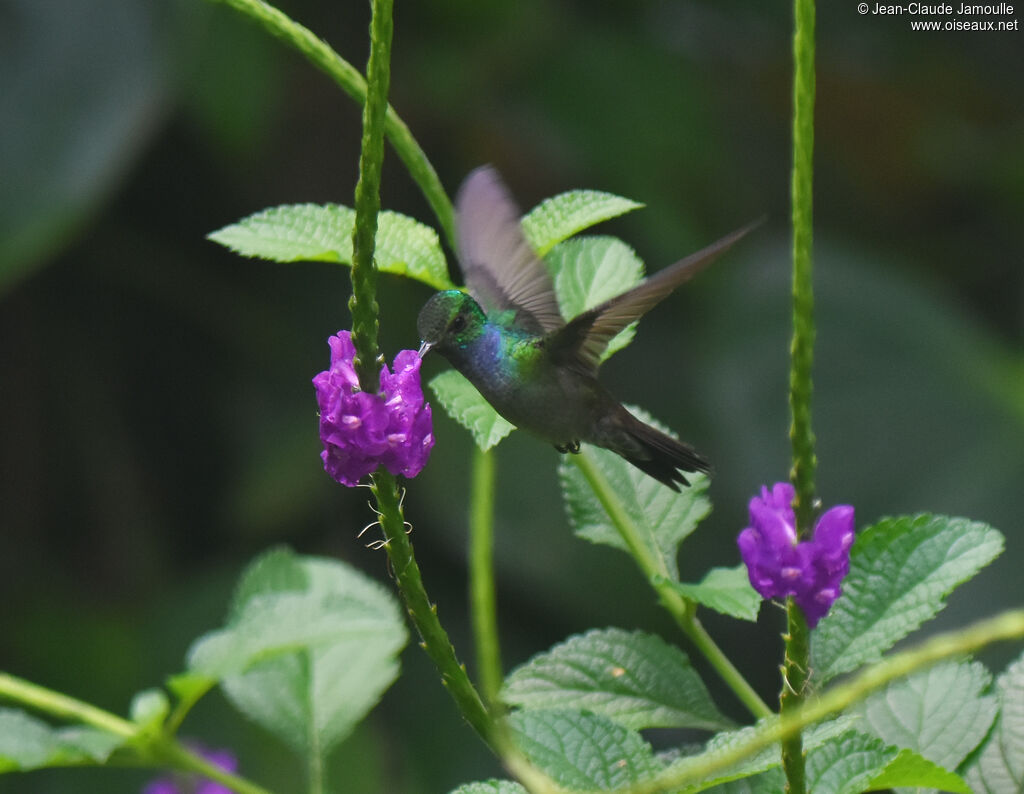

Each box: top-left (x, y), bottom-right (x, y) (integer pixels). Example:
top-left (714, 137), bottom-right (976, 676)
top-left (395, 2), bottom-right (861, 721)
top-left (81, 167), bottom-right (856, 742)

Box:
top-left (142, 747), bottom-right (237, 794)
top-left (312, 331), bottom-right (435, 486)
top-left (737, 482), bottom-right (854, 627)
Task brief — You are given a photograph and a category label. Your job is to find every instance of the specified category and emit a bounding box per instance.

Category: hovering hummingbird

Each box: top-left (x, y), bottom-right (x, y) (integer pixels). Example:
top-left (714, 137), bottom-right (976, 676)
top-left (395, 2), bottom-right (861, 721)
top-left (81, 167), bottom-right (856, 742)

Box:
top-left (417, 166), bottom-right (755, 490)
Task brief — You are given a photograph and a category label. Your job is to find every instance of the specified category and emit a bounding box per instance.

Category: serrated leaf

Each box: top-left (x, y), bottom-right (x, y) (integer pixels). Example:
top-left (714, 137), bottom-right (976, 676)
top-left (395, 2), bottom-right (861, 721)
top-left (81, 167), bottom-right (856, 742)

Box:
top-left (503, 627), bottom-right (732, 731)
top-left (0, 708), bottom-right (124, 772)
top-left (448, 781), bottom-right (529, 794)
top-left (559, 406), bottom-right (710, 579)
top-left (546, 236), bottom-right (642, 361)
top-left (208, 204), bottom-right (453, 290)
top-left (522, 190), bottom-right (644, 256)
top-left (664, 565), bottom-right (762, 622)
top-left (508, 709), bottom-right (661, 789)
top-left (186, 548), bottom-right (407, 761)
top-left (805, 730), bottom-right (897, 794)
top-left (853, 659), bottom-right (997, 773)
top-left (965, 649), bottom-right (1024, 793)
top-left (806, 730), bottom-right (970, 794)
top-left (812, 514), bottom-right (1004, 683)
top-left (429, 369), bottom-right (515, 451)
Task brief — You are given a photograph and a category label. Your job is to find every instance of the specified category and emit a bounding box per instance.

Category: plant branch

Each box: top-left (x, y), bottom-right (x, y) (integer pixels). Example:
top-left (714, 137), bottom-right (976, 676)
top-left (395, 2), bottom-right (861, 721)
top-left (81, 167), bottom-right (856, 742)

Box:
top-left (570, 454), bottom-right (772, 720)
top-left (207, 0), bottom-right (455, 248)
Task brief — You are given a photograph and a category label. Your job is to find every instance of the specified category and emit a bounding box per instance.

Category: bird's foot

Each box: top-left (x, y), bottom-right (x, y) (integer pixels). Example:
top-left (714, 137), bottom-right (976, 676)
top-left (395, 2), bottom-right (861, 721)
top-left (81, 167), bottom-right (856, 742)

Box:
top-left (554, 440), bottom-right (581, 454)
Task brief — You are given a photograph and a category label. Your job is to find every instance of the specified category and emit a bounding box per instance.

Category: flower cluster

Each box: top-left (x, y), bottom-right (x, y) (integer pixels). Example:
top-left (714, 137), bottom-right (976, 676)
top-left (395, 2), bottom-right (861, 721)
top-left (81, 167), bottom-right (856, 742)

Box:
top-left (142, 747), bottom-right (236, 794)
top-left (737, 482), bottom-right (854, 627)
top-left (313, 330), bottom-right (434, 486)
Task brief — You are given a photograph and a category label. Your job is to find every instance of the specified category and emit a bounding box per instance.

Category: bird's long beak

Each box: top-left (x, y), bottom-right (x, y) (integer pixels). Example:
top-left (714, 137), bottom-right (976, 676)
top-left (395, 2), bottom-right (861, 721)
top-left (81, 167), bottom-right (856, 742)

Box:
top-left (417, 341), bottom-right (432, 358)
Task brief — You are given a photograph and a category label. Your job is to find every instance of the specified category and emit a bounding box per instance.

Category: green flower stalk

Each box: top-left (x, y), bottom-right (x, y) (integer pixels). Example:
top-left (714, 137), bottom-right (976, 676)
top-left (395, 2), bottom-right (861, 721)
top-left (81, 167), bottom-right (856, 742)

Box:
top-left (782, 0), bottom-right (818, 790)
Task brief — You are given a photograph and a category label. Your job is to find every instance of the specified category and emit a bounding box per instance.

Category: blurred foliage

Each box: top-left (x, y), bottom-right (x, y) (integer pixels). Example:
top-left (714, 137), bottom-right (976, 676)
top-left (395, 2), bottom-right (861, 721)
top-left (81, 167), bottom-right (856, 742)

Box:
top-left (1, 0), bottom-right (1021, 791)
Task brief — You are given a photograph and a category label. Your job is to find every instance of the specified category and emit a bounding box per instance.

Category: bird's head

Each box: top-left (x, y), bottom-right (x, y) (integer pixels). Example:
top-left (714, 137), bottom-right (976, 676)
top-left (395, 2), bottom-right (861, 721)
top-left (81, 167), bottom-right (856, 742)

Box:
top-left (417, 290), bottom-right (487, 358)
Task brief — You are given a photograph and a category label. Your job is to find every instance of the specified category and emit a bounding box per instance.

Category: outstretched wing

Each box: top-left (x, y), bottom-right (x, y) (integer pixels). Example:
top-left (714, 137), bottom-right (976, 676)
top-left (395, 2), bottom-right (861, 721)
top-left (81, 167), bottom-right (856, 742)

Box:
top-left (549, 221), bottom-right (760, 373)
top-left (456, 166), bottom-right (564, 334)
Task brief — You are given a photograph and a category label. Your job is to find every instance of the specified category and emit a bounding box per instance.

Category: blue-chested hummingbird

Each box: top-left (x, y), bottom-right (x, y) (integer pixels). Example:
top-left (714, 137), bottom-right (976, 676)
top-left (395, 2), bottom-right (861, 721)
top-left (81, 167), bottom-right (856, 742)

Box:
top-left (417, 166), bottom-right (755, 490)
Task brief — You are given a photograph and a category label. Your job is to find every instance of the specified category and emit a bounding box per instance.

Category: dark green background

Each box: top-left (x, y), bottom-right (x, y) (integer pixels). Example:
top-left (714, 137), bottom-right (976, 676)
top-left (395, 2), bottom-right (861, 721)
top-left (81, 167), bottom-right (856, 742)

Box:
top-left (2, 1), bottom-right (1021, 791)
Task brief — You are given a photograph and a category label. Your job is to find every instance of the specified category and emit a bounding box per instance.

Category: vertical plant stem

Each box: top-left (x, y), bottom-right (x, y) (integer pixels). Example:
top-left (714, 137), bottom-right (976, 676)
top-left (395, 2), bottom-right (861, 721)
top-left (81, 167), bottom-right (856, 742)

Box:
top-left (783, 0), bottom-right (817, 790)
top-left (371, 471), bottom-right (496, 746)
top-left (346, 0), bottom-right (496, 754)
top-left (470, 446), bottom-right (503, 706)
top-left (347, 0), bottom-right (394, 390)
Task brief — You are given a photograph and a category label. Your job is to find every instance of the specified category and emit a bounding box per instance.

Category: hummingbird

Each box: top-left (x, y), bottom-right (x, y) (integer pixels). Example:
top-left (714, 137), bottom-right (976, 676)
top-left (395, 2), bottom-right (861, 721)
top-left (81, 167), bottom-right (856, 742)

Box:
top-left (417, 166), bottom-right (755, 490)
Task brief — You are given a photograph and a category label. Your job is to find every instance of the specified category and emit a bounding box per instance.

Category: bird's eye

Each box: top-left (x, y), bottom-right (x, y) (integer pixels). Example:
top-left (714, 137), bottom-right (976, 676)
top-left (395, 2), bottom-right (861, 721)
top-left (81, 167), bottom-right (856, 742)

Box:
top-left (450, 315), bottom-right (466, 333)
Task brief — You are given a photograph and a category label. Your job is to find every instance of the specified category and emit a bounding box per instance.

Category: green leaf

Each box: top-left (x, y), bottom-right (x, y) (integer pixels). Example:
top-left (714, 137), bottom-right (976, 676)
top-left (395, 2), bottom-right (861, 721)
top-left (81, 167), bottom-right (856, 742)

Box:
top-left (965, 649), bottom-right (1024, 793)
top-left (186, 547), bottom-right (407, 761)
top-left (502, 627), bottom-right (732, 731)
top-left (869, 748), bottom-right (971, 792)
top-left (559, 406), bottom-right (710, 579)
top-left (208, 203), bottom-right (454, 290)
top-left (508, 709), bottom-right (661, 789)
top-left (663, 565), bottom-right (762, 622)
top-left (812, 514), bottom-right (1004, 682)
top-left (806, 730), bottom-right (970, 794)
top-left (429, 370), bottom-right (515, 451)
top-left (448, 781), bottom-right (529, 794)
top-left (546, 236), bottom-right (643, 361)
top-left (521, 190), bottom-right (644, 256)
top-left (0, 708), bottom-right (124, 772)
top-left (853, 659), bottom-right (997, 773)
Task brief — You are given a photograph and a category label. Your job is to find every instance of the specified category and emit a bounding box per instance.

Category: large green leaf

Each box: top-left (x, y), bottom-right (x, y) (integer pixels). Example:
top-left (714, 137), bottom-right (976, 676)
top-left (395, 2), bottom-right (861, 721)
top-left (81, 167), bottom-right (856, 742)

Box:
top-left (965, 649), bottom-right (1024, 792)
top-left (812, 514), bottom-right (1004, 682)
top-left (0, 709), bottom-right (123, 773)
top-left (521, 190), bottom-right (643, 256)
top-left (853, 659), bottom-right (997, 774)
top-left (502, 627), bottom-right (731, 731)
top-left (559, 406), bottom-right (710, 580)
top-left (208, 203), bottom-right (453, 290)
top-left (663, 565), bottom-right (763, 622)
top-left (508, 709), bottom-right (661, 790)
top-left (546, 235), bottom-right (642, 361)
top-left (429, 370), bottom-right (516, 451)
top-left (186, 547), bottom-right (407, 764)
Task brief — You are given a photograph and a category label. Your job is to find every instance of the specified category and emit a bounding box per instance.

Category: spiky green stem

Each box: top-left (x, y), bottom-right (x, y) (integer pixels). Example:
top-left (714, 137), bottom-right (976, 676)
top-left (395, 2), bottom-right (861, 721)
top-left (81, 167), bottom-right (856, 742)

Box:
top-left (370, 471), bottom-right (496, 746)
top-left (782, 0), bottom-right (817, 790)
top-left (347, 0), bottom-right (394, 389)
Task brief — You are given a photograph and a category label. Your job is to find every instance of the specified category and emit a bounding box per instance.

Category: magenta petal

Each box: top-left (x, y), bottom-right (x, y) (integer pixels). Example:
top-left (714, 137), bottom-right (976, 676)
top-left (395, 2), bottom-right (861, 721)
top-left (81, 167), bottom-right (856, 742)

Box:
top-left (737, 482), bottom-right (854, 627)
top-left (314, 334), bottom-right (434, 487)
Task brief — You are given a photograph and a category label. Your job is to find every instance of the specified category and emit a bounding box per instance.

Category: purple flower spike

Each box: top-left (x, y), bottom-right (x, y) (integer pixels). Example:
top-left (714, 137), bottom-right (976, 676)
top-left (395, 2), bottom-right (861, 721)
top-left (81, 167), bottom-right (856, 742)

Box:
top-left (738, 482), bottom-right (854, 627)
top-left (313, 331), bottom-right (435, 487)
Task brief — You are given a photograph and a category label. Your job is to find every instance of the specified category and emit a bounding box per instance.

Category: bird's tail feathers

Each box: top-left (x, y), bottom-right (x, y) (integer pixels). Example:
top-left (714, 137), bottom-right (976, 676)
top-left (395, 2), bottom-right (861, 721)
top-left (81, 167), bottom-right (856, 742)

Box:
top-left (617, 410), bottom-right (711, 492)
